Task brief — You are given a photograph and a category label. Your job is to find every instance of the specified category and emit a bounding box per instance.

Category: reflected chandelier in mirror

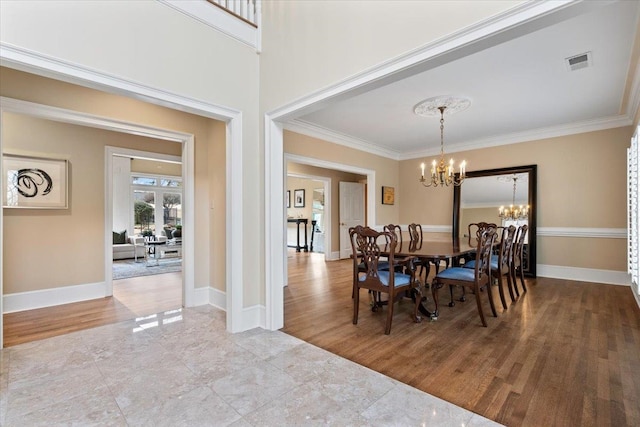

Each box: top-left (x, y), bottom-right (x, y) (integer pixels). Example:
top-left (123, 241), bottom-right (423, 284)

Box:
top-left (453, 165), bottom-right (537, 277)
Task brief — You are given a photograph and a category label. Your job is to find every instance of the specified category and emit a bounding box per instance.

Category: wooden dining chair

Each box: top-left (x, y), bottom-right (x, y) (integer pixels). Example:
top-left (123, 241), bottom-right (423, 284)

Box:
top-left (407, 223), bottom-right (427, 279)
top-left (407, 222), bottom-right (448, 285)
top-left (383, 223), bottom-right (414, 272)
top-left (511, 224), bottom-right (529, 297)
top-left (466, 222), bottom-right (497, 245)
top-left (464, 224), bottom-right (517, 309)
top-left (432, 226), bottom-right (498, 327)
top-left (351, 225), bottom-right (422, 334)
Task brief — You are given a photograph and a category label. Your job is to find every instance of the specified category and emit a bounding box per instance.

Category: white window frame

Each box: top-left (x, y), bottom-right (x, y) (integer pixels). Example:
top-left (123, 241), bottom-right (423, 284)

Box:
top-left (627, 125), bottom-right (639, 303)
top-left (131, 172), bottom-right (183, 237)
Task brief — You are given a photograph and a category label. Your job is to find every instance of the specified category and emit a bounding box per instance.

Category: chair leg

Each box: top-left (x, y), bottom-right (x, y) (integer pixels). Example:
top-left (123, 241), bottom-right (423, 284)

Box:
top-left (518, 267), bottom-right (527, 293)
top-left (474, 285), bottom-right (488, 327)
top-left (412, 286), bottom-right (423, 323)
top-left (353, 287), bottom-right (359, 325)
top-left (448, 285), bottom-right (456, 307)
top-left (431, 280), bottom-right (440, 319)
top-left (496, 273), bottom-right (508, 310)
top-left (385, 297), bottom-right (394, 335)
top-left (510, 266), bottom-right (520, 298)
top-left (506, 266), bottom-right (516, 302)
top-left (485, 279), bottom-right (498, 317)
top-left (423, 262), bottom-right (431, 287)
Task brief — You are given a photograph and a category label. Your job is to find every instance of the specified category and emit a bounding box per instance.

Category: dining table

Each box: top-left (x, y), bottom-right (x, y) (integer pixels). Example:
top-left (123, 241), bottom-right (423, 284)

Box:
top-left (382, 238), bottom-right (477, 319)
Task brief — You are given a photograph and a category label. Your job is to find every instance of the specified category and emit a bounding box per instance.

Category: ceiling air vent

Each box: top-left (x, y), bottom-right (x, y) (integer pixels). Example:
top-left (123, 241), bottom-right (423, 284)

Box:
top-left (565, 52), bottom-right (592, 71)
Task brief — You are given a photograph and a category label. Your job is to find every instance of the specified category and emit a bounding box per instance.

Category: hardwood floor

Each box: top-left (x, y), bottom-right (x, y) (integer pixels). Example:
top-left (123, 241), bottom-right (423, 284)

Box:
top-left (2, 272), bottom-right (182, 347)
top-left (282, 252), bottom-right (640, 427)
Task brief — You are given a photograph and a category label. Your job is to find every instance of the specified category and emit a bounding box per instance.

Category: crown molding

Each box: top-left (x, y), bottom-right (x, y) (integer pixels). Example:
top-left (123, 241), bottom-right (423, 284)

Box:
top-left (286, 112), bottom-right (632, 162)
top-left (400, 114), bottom-right (633, 160)
top-left (284, 119), bottom-right (402, 160)
top-left (0, 42), bottom-right (241, 121)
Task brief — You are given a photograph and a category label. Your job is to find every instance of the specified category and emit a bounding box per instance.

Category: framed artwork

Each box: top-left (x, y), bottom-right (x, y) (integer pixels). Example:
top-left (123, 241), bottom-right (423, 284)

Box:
top-left (294, 189), bottom-right (305, 207)
top-left (382, 186), bottom-right (395, 205)
top-left (2, 154), bottom-right (68, 209)
top-left (286, 190), bottom-right (290, 208)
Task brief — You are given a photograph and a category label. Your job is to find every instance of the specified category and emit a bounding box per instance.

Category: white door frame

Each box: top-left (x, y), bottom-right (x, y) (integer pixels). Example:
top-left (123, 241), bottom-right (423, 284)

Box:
top-left (0, 44), bottom-right (246, 346)
top-left (286, 172), bottom-right (332, 261)
top-left (106, 146), bottom-right (184, 298)
top-left (285, 153), bottom-right (376, 255)
top-left (265, 2), bottom-right (583, 331)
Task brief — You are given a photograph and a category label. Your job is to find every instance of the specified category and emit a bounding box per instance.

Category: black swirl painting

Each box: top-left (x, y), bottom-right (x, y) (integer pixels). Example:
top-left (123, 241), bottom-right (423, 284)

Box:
top-left (3, 154), bottom-right (68, 209)
top-left (14, 168), bottom-right (53, 198)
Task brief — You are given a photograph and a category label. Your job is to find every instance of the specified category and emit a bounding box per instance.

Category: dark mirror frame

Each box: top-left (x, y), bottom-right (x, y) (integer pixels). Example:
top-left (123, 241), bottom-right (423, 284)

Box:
top-left (453, 164), bottom-right (537, 277)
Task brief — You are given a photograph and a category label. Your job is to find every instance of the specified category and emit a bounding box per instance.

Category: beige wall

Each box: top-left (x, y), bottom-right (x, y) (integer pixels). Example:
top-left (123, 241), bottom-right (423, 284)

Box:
top-left (287, 162), bottom-right (365, 253)
top-left (1, 68), bottom-right (227, 295)
top-left (2, 114), bottom-right (180, 293)
top-left (284, 130), bottom-right (400, 225)
top-left (286, 126), bottom-right (630, 272)
top-left (400, 127), bottom-right (632, 271)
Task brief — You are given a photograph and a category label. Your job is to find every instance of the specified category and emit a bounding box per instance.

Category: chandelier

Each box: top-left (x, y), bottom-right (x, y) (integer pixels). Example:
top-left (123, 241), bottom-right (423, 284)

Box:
top-left (414, 96), bottom-right (470, 187)
top-left (498, 175), bottom-right (529, 221)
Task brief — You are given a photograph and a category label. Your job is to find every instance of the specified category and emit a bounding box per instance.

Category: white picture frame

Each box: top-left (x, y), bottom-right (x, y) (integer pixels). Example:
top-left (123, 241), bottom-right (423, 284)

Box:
top-left (2, 154), bottom-right (68, 209)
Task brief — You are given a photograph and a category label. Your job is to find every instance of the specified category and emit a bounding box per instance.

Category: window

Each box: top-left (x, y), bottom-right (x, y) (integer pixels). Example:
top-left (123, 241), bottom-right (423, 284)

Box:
top-left (133, 190), bottom-right (155, 235)
top-left (131, 173), bottom-right (182, 237)
top-left (132, 176), bottom-right (157, 186)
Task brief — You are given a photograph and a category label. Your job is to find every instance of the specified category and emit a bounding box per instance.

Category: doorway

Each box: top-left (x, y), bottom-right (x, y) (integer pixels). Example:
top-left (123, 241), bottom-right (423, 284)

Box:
top-left (111, 153), bottom-right (184, 284)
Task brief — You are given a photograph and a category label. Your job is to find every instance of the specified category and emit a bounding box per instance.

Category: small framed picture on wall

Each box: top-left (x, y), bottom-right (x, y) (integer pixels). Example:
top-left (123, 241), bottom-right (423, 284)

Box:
top-left (382, 186), bottom-right (395, 205)
top-left (286, 190), bottom-right (290, 208)
top-left (294, 189), bottom-right (305, 207)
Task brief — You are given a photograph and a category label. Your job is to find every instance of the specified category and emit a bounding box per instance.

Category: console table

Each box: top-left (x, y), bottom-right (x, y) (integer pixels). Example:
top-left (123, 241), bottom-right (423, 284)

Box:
top-left (288, 218), bottom-right (309, 252)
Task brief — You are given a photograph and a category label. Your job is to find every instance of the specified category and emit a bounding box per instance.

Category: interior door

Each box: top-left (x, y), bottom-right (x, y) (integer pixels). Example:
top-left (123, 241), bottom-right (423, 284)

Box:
top-left (339, 181), bottom-right (365, 259)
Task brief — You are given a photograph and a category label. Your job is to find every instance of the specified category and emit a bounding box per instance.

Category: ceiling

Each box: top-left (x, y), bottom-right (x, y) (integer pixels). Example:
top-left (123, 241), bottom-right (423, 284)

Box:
top-left (289, 1), bottom-right (640, 161)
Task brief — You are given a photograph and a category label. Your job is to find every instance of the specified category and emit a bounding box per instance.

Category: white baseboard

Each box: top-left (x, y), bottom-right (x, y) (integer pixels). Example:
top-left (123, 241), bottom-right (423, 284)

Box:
top-left (537, 264), bottom-right (630, 286)
top-left (3, 281), bottom-right (106, 313)
top-left (209, 287), bottom-right (226, 311)
top-left (329, 251), bottom-right (341, 261)
top-left (242, 304), bottom-right (265, 330)
top-left (191, 285), bottom-right (210, 307)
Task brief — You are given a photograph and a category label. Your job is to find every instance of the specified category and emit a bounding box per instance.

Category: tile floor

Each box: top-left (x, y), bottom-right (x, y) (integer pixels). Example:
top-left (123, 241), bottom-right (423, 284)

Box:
top-left (0, 306), bottom-right (503, 426)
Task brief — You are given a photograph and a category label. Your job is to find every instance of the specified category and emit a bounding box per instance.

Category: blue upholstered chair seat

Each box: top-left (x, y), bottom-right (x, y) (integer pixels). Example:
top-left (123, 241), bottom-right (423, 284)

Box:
top-left (464, 255), bottom-right (498, 270)
top-left (435, 267), bottom-right (476, 282)
top-left (359, 260), bottom-right (390, 271)
top-left (360, 270), bottom-right (411, 287)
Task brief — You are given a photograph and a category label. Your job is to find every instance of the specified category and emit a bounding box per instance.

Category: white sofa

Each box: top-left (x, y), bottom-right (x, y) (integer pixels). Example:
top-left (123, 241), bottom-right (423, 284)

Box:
top-left (112, 235), bottom-right (167, 260)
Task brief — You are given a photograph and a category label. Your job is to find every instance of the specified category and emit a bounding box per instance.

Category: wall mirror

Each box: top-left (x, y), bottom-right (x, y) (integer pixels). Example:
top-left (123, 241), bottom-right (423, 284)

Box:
top-left (453, 165), bottom-right (537, 277)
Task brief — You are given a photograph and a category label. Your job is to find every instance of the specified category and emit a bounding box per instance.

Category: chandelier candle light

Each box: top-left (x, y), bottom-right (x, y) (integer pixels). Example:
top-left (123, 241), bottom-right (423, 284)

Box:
top-left (498, 174), bottom-right (529, 221)
top-left (414, 96), bottom-right (470, 187)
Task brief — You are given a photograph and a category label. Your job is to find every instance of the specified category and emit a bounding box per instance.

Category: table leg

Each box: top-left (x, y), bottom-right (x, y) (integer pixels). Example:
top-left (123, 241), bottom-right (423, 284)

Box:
top-left (310, 220), bottom-right (317, 252)
top-left (303, 221), bottom-right (308, 252)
